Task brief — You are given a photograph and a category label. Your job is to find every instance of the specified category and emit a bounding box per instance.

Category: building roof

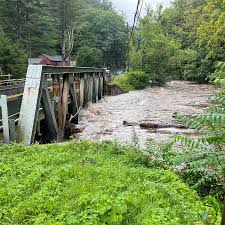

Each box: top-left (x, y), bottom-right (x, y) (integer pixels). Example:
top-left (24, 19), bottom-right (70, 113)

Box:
top-left (28, 58), bottom-right (42, 65)
top-left (41, 54), bottom-right (69, 62)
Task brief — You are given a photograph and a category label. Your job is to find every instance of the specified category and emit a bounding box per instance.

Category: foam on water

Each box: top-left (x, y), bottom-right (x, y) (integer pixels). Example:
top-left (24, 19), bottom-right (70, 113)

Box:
top-left (77, 81), bottom-right (217, 147)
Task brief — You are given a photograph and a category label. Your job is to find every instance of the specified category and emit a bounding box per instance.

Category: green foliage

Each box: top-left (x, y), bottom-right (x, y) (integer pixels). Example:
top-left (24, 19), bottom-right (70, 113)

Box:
top-left (0, 0), bottom-right (128, 70)
top-left (130, 0), bottom-right (225, 83)
top-left (126, 71), bottom-right (150, 89)
top-left (143, 79), bottom-right (225, 198)
top-left (113, 71), bottom-right (149, 92)
top-left (0, 0), bottom-right (58, 56)
top-left (145, 133), bottom-right (225, 199)
top-left (112, 75), bottom-right (134, 92)
top-left (0, 32), bottom-right (27, 78)
top-left (0, 141), bottom-right (221, 224)
top-left (76, 47), bottom-right (103, 67)
top-left (209, 62), bottom-right (225, 81)
top-left (173, 82), bottom-right (225, 197)
top-left (75, 8), bottom-right (128, 70)
top-left (129, 6), bottom-right (197, 84)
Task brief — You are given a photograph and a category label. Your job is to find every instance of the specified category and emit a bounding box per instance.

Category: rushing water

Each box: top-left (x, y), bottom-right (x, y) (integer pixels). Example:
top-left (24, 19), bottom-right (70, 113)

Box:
top-left (77, 81), bottom-right (217, 147)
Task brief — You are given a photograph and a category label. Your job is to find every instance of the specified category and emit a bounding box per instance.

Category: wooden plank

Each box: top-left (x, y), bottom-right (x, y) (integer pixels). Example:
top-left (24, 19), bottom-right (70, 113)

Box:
top-left (74, 80), bottom-right (80, 107)
top-left (61, 74), bottom-right (70, 127)
top-left (88, 74), bottom-right (93, 103)
top-left (43, 66), bottom-right (105, 75)
top-left (95, 75), bottom-right (99, 102)
top-left (41, 77), bottom-right (58, 139)
top-left (92, 74), bottom-right (97, 103)
top-left (52, 75), bottom-right (63, 128)
top-left (80, 76), bottom-right (85, 108)
top-left (98, 76), bottom-right (103, 100)
top-left (9, 119), bottom-right (16, 142)
top-left (69, 81), bottom-right (79, 124)
top-left (83, 74), bottom-right (89, 107)
top-left (18, 65), bottom-right (43, 145)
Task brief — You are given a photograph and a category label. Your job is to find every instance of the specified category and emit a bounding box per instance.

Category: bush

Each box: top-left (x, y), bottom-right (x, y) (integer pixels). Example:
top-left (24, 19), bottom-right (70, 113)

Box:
top-left (112, 75), bottom-right (134, 92)
top-left (113, 71), bottom-right (149, 92)
top-left (209, 61), bottom-right (225, 82)
top-left (126, 71), bottom-right (150, 89)
top-left (0, 141), bottom-right (221, 224)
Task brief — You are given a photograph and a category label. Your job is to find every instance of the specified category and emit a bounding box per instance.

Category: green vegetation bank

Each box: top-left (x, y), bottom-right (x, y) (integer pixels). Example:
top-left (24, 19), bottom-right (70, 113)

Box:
top-left (0, 141), bottom-right (222, 224)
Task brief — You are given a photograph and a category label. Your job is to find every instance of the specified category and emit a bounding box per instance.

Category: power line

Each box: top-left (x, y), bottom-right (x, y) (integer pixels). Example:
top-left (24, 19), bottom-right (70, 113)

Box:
top-left (136, 0), bottom-right (145, 27)
top-left (126, 0), bottom-right (144, 70)
top-left (129, 0), bottom-right (144, 44)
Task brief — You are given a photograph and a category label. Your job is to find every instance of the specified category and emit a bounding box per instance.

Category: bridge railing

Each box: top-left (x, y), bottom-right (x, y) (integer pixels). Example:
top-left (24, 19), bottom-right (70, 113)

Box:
top-left (17, 65), bottom-right (106, 145)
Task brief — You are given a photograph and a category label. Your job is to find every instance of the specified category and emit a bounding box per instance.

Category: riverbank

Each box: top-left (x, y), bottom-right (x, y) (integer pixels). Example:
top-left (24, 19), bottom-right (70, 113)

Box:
top-left (0, 141), bottom-right (221, 224)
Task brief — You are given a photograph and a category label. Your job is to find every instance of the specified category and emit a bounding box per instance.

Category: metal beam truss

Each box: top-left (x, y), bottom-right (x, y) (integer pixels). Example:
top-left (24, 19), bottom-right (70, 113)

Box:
top-left (18, 65), bottom-right (105, 145)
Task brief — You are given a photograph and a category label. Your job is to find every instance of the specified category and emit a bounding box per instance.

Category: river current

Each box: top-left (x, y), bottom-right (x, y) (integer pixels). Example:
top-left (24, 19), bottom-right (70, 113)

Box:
top-left (78, 81), bottom-right (217, 147)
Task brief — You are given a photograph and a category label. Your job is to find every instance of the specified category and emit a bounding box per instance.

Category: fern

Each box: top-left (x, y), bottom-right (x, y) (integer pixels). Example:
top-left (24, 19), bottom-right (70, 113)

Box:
top-left (168, 80), bottom-right (225, 197)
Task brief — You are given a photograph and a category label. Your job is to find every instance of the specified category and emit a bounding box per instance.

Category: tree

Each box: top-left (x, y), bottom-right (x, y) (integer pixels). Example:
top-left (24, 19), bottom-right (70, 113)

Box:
top-left (129, 7), bottom-right (197, 84)
top-left (197, 0), bottom-right (225, 60)
top-left (76, 47), bottom-right (103, 67)
top-left (0, 0), bottom-right (56, 56)
top-left (48, 0), bottom-right (85, 63)
top-left (74, 7), bottom-right (128, 70)
top-left (0, 32), bottom-right (27, 78)
top-left (0, 0), bottom-right (129, 70)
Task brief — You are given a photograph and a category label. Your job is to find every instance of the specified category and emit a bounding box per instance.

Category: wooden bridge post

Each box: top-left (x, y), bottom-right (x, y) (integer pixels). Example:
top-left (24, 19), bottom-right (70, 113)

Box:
top-left (83, 73), bottom-right (89, 107)
top-left (74, 73), bottom-right (81, 107)
top-left (52, 74), bottom-right (62, 128)
top-left (92, 73), bottom-right (97, 103)
top-left (41, 76), bottom-right (58, 139)
top-left (88, 73), bottom-right (93, 103)
top-left (69, 74), bottom-right (79, 124)
top-left (98, 73), bottom-right (103, 100)
top-left (9, 119), bottom-right (16, 142)
top-left (61, 74), bottom-right (70, 127)
top-left (80, 74), bottom-right (85, 108)
top-left (95, 73), bottom-right (99, 102)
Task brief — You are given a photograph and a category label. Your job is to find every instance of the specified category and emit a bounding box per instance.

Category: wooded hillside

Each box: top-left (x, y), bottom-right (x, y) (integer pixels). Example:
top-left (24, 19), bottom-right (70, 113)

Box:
top-left (129, 0), bottom-right (225, 83)
top-left (0, 0), bottom-right (128, 77)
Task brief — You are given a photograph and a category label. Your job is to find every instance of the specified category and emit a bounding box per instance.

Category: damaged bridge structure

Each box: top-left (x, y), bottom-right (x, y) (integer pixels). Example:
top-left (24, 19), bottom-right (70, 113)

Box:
top-left (1, 65), bottom-right (106, 145)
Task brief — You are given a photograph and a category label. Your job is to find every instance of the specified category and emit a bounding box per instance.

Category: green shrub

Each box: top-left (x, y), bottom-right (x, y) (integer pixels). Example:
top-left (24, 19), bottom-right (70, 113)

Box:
top-left (112, 71), bottom-right (149, 92)
top-left (171, 79), bottom-right (225, 198)
top-left (112, 74), bottom-right (134, 92)
top-left (209, 62), bottom-right (225, 82)
top-left (0, 141), bottom-right (221, 224)
top-left (126, 71), bottom-right (150, 89)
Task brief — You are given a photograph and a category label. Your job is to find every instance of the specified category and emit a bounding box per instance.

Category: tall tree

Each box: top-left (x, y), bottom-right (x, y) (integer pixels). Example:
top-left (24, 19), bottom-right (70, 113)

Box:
top-left (0, 0), bottom-right (56, 56)
top-left (0, 32), bottom-right (27, 78)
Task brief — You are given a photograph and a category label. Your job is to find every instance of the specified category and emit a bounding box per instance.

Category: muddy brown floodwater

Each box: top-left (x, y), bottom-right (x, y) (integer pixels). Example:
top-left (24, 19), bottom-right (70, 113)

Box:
top-left (78, 81), bottom-right (217, 147)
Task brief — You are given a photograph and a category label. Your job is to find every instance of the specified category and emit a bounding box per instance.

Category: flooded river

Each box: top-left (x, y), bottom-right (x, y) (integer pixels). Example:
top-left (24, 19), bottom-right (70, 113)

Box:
top-left (78, 81), bottom-right (217, 147)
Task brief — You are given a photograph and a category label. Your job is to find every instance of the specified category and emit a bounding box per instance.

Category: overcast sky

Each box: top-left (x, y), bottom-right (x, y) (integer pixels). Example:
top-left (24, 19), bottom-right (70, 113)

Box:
top-left (111, 0), bottom-right (172, 23)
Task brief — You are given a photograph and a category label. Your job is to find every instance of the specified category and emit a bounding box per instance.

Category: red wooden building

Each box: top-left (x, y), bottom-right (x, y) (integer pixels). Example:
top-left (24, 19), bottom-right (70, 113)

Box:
top-left (28, 53), bottom-right (70, 66)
